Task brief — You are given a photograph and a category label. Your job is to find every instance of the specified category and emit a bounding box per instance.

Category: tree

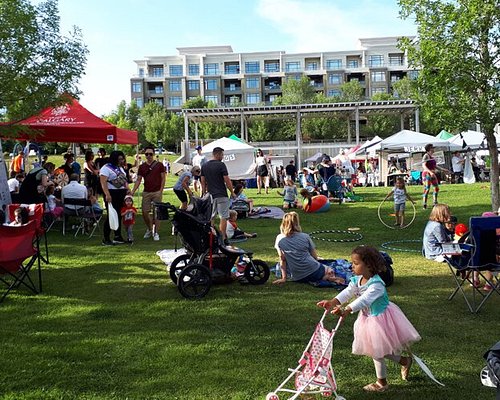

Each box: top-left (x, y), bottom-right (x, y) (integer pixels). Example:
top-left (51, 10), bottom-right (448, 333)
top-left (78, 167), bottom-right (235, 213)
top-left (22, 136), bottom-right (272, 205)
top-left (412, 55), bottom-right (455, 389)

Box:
top-left (399, 0), bottom-right (500, 209)
top-left (275, 75), bottom-right (316, 105)
top-left (338, 80), bottom-right (364, 102)
top-left (0, 0), bottom-right (88, 121)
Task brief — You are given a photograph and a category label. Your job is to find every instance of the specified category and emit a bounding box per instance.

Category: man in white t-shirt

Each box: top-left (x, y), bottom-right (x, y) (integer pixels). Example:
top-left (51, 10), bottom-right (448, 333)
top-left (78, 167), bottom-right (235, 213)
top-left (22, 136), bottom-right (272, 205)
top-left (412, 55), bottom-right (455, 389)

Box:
top-left (191, 145), bottom-right (206, 193)
top-left (451, 151), bottom-right (464, 184)
top-left (62, 173), bottom-right (88, 211)
top-left (8, 172), bottom-right (24, 194)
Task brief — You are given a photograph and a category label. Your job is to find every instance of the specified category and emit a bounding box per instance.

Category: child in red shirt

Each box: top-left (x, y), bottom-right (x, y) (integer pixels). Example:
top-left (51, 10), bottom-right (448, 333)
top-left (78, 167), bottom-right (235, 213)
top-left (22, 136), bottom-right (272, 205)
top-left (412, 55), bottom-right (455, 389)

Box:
top-left (121, 195), bottom-right (137, 243)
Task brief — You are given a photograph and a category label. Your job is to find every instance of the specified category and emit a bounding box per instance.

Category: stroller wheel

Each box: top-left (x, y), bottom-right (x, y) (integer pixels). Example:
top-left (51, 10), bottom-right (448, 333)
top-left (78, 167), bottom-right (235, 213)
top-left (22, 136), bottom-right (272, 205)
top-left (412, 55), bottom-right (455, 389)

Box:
top-left (169, 254), bottom-right (191, 285)
top-left (177, 264), bottom-right (212, 299)
top-left (244, 259), bottom-right (270, 285)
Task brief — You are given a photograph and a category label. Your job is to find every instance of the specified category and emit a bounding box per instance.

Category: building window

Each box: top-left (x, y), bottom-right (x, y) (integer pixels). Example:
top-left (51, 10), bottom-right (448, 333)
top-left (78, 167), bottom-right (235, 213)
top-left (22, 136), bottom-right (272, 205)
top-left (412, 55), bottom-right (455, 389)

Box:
top-left (285, 62), bottom-right (300, 72)
top-left (246, 93), bottom-right (260, 104)
top-left (325, 59), bottom-right (342, 69)
top-left (151, 66), bottom-right (164, 77)
top-left (389, 55), bottom-right (404, 66)
top-left (188, 64), bottom-right (199, 76)
top-left (169, 65), bottom-right (183, 76)
top-left (245, 61), bottom-right (260, 73)
top-left (408, 70), bottom-right (419, 80)
top-left (187, 80), bottom-right (200, 90)
top-left (204, 95), bottom-right (218, 104)
top-left (138, 68), bottom-right (145, 77)
top-left (204, 63), bottom-right (219, 75)
top-left (246, 77), bottom-right (260, 89)
top-left (154, 98), bottom-right (164, 106)
top-left (369, 55), bottom-right (384, 67)
top-left (154, 85), bottom-right (163, 94)
top-left (169, 80), bottom-right (182, 91)
top-left (347, 59), bottom-right (359, 68)
top-left (306, 61), bottom-right (319, 71)
top-left (169, 97), bottom-right (182, 107)
top-left (371, 87), bottom-right (386, 96)
top-left (205, 79), bottom-right (217, 90)
top-left (135, 98), bottom-right (143, 108)
top-left (287, 74), bottom-right (301, 81)
top-left (328, 74), bottom-right (342, 85)
top-left (225, 64), bottom-right (240, 74)
top-left (370, 71), bottom-right (386, 82)
top-left (264, 61), bottom-right (280, 72)
top-left (132, 82), bottom-right (142, 93)
top-left (327, 89), bottom-right (341, 97)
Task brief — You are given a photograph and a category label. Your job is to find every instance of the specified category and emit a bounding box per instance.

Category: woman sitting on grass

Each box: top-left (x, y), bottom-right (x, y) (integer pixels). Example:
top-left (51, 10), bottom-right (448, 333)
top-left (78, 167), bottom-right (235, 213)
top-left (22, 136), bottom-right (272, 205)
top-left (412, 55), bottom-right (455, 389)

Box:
top-left (273, 212), bottom-right (343, 285)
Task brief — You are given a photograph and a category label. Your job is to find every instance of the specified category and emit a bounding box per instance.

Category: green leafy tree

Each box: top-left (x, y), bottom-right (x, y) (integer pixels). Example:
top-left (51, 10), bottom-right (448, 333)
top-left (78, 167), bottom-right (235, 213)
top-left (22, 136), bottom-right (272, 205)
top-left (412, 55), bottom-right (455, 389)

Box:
top-left (275, 75), bottom-right (316, 105)
top-left (399, 0), bottom-right (500, 209)
top-left (338, 80), bottom-right (364, 102)
top-left (0, 0), bottom-right (88, 121)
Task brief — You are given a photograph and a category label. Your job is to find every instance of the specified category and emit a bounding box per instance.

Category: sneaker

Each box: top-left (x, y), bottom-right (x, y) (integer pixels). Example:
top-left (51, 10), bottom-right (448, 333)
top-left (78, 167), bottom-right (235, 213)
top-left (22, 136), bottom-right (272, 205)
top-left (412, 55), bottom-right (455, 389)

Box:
top-left (113, 238), bottom-right (126, 245)
top-left (143, 229), bottom-right (152, 239)
top-left (250, 233), bottom-right (257, 238)
top-left (153, 233), bottom-right (160, 241)
top-left (102, 240), bottom-right (114, 246)
top-left (423, 204), bottom-right (427, 210)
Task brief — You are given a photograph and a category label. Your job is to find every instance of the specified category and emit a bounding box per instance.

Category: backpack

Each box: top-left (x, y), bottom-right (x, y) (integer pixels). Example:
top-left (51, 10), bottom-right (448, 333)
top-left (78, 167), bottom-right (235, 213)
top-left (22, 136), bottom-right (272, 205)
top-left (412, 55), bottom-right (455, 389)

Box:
top-left (231, 200), bottom-right (250, 219)
top-left (379, 251), bottom-right (394, 287)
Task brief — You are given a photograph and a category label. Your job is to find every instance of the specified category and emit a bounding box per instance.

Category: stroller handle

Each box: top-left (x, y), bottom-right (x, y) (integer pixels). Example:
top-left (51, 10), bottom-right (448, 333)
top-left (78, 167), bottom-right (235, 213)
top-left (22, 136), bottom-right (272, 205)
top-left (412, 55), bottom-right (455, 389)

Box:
top-left (319, 309), bottom-right (345, 329)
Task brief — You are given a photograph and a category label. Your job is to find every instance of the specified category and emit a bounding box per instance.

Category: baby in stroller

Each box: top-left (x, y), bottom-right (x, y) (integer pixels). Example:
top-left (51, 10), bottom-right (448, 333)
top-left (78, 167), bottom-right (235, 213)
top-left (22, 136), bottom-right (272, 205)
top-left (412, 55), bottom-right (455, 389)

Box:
top-left (168, 194), bottom-right (269, 298)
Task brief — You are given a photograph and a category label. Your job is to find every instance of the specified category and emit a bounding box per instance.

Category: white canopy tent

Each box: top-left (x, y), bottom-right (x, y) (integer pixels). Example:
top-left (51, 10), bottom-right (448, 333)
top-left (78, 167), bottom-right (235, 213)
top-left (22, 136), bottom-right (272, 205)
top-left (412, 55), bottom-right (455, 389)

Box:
top-left (200, 137), bottom-right (256, 180)
top-left (353, 135), bottom-right (383, 156)
top-left (378, 129), bottom-right (462, 152)
top-left (447, 130), bottom-right (500, 150)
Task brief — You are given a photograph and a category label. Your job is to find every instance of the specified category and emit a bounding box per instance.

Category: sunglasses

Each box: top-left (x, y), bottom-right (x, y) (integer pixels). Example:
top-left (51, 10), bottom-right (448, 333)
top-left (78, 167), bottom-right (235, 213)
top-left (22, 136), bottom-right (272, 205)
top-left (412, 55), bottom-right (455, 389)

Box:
top-left (145, 152), bottom-right (154, 156)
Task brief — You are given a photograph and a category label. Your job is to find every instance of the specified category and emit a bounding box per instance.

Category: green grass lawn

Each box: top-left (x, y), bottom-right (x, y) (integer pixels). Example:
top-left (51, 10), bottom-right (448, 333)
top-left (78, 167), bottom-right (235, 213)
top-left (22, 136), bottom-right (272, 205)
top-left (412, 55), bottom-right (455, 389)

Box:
top-left (1, 182), bottom-right (499, 400)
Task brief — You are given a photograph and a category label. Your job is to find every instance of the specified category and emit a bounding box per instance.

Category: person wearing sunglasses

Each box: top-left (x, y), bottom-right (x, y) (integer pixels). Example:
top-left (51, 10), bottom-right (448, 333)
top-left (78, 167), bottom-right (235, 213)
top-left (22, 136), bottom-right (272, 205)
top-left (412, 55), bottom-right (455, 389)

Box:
top-left (131, 145), bottom-right (166, 241)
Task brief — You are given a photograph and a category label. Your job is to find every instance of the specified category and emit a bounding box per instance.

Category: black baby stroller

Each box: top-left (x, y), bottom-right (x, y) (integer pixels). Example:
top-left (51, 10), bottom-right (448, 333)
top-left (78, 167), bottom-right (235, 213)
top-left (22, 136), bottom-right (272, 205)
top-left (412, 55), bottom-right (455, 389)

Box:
top-left (157, 195), bottom-right (270, 299)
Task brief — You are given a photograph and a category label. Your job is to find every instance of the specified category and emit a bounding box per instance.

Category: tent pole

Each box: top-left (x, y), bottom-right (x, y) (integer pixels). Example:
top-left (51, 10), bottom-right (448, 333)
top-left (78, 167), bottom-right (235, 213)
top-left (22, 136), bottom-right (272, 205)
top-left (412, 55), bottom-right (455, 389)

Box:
top-left (401, 114), bottom-right (405, 130)
top-left (415, 108), bottom-right (420, 132)
top-left (296, 110), bottom-right (302, 168)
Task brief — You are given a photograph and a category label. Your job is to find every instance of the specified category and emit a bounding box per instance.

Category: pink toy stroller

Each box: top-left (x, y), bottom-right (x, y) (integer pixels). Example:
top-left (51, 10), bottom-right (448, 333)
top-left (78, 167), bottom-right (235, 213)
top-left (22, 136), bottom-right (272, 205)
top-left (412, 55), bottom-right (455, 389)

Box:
top-left (266, 311), bottom-right (346, 400)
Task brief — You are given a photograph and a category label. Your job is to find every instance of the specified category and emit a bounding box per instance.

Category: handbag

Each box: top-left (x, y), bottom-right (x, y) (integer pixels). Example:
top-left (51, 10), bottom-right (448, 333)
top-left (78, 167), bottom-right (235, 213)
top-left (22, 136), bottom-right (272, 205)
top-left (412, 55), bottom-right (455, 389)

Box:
top-left (108, 202), bottom-right (119, 231)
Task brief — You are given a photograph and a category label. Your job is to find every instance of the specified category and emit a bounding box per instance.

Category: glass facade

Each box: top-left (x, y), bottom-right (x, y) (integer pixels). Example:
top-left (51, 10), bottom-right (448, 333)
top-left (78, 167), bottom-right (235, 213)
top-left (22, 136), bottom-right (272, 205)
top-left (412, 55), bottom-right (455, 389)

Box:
top-left (132, 82), bottom-right (142, 93)
top-left (151, 67), bottom-right (164, 77)
top-left (285, 62), bottom-right (300, 72)
top-left (245, 61), bottom-right (260, 73)
top-left (246, 93), bottom-right (260, 104)
top-left (306, 61), bottom-right (319, 70)
top-left (328, 74), bottom-right (342, 85)
top-left (204, 63), bottom-right (219, 75)
top-left (169, 97), bottom-right (182, 107)
top-left (347, 60), bottom-right (359, 68)
top-left (169, 80), bottom-right (182, 91)
top-left (224, 64), bottom-right (240, 74)
top-left (370, 71), bottom-right (386, 82)
top-left (187, 80), bottom-right (200, 90)
top-left (246, 77), bottom-right (260, 89)
top-left (369, 55), bottom-right (384, 67)
top-left (204, 95), bottom-right (218, 104)
top-left (326, 59), bottom-right (342, 69)
top-left (327, 89), bottom-right (341, 97)
top-left (188, 64), bottom-right (200, 76)
top-left (169, 65), bottom-right (183, 76)
top-left (264, 61), bottom-right (280, 72)
top-left (205, 79), bottom-right (217, 90)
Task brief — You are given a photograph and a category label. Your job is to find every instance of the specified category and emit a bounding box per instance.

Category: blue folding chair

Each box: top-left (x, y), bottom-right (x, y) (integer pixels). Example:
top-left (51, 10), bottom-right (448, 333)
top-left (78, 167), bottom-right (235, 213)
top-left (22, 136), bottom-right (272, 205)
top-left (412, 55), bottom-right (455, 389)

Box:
top-left (325, 175), bottom-right (344, 204)
top-left (447, 216), bottom-right (500, 313)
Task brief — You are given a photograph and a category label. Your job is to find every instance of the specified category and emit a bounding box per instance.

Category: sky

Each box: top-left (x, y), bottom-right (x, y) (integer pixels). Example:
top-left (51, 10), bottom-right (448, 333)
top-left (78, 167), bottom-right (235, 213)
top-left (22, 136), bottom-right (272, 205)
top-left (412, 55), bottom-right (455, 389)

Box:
top-left (55, 0), bottom-right (417, 117)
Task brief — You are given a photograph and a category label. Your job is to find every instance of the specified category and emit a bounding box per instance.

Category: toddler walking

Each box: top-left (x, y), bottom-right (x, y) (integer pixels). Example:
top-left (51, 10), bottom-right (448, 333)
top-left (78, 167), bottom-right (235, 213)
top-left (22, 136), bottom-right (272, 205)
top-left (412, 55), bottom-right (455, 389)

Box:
top-left (317, 246), bottom-right (420, 392)
top-left (120, 195), bottom-right (137, 243)
top-left (384, 177), bottom-right (415, 227)
top-left (277, 179), bottom-right (299, 209)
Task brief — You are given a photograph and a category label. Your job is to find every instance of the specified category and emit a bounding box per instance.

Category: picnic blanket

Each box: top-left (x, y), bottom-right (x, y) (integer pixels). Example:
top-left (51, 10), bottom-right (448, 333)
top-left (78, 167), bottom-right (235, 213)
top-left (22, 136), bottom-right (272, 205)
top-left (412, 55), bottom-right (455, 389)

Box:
top-left (156, 249), bottom-right (187, 266)
top-left (248, 206), bottom-right (285, 220)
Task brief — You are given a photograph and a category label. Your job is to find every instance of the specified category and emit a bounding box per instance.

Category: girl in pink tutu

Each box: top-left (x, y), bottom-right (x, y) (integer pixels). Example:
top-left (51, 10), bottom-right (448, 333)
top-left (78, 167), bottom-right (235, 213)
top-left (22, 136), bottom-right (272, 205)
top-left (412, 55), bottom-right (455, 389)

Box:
top-left (317, 245), bottom-right (421, 393)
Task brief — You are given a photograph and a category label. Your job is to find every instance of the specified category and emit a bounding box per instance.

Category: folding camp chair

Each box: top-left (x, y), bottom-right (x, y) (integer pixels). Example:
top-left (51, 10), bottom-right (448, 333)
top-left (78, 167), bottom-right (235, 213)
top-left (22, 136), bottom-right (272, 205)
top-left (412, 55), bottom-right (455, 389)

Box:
top-left (0, 221), bottom-right (42, 303)
top-left (63, 198), bottom-right (102, 238)
top-left (7, 203), bottom-right (49, 265)
top-left (446, 216), bottom-right (500, 313)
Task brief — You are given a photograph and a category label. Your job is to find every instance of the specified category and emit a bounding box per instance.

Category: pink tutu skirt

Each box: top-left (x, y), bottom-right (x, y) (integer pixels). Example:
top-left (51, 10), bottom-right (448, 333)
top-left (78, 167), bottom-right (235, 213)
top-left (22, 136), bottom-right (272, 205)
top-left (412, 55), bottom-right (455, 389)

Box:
top-left (352, 302), bottom-right (421, 359)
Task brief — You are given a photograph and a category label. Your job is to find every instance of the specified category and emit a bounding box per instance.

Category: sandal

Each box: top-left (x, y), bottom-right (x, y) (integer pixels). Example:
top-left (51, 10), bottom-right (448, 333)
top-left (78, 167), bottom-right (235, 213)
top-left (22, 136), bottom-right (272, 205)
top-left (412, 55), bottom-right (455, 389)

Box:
top-left (363, 382), bottom-right (388, 392)
top-left (401, 356), bottom-right (412, 380)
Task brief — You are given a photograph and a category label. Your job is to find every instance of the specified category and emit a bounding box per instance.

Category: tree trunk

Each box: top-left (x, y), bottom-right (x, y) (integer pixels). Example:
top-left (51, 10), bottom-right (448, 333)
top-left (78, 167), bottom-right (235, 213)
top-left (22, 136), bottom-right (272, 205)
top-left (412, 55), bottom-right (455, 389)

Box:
top-left (486, 131), bottom-right (499, 211)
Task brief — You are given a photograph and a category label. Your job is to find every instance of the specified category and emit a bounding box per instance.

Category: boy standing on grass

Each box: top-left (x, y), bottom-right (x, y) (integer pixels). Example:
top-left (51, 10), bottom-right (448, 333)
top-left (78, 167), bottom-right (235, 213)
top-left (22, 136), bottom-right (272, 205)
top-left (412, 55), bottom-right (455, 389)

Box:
top-left (121, 195), bottom-right (137, 244)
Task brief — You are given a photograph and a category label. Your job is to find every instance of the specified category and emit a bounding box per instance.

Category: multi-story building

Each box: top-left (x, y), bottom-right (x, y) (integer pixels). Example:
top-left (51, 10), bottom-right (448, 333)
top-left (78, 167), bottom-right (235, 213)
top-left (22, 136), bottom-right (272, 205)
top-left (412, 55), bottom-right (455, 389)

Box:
top-left (130, 36), bottom-right (416, 111)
